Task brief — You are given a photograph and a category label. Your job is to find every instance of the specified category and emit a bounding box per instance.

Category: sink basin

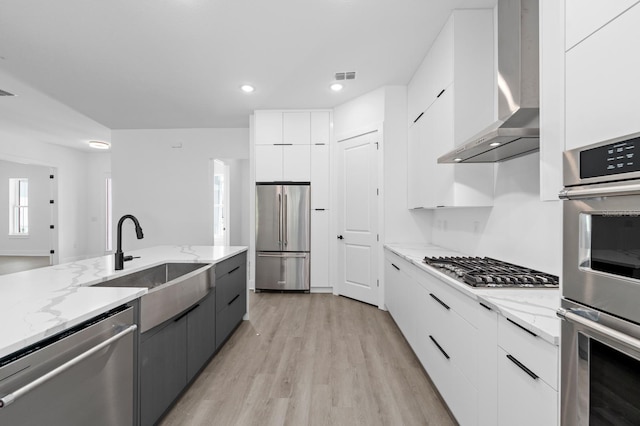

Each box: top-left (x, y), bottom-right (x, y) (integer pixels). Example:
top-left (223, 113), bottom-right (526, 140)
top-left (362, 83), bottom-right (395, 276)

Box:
top-left (94, 262), bottom-right (213, 333)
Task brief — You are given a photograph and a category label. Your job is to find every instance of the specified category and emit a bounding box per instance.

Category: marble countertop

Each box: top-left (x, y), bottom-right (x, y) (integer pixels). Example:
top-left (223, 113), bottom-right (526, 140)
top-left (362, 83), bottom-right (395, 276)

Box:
top-left (0, 245), bottom-right (247, 359)
top-left (385, 243), bottom-right (561, 345)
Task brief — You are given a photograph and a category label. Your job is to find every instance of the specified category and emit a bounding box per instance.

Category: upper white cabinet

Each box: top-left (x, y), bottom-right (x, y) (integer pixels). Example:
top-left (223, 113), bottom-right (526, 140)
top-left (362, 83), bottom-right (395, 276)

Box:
top-left (407, 9), bottom-right (495, 209)
top-left (283, 112), bottom-right (311, 145)
top-left (311, 111), bottom-right (330, 145)
top-left (565, 0), bottom-right (639, 50)
top-left (407, 20), bottom-right (454, 126)
top-left (255, 111), bottom-right (283, 145)
top-left (565, 3), bottom-right (640, 151)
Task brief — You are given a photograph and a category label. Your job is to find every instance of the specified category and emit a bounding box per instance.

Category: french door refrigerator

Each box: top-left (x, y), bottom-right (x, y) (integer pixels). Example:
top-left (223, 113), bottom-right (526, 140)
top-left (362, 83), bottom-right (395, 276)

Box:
top-left (256, 183), bottom-right (310, 291)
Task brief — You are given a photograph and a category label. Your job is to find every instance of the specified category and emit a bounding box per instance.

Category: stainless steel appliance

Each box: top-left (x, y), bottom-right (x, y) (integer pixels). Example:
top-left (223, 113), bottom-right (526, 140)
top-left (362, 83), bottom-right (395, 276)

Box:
top-left (423, 256), bottom-right (559, 288)
top-left (559, 132), bottom-right (640, 425)
top-left (256, 183), bottom-right (310, 291)
top-left (0, 305), bottom-right (137, 425)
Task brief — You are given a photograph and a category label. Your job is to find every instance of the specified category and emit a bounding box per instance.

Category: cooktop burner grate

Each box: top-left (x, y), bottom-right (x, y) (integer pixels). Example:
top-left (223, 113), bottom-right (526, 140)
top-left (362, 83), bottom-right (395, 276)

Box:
top-left (423, 256), bottom-right (559, 288)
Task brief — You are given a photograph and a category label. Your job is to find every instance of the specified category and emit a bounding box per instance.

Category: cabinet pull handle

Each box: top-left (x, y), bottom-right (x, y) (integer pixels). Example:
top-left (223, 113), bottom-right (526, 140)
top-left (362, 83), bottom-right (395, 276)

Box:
top-left (507, 318), bottom-right (538, 338)
top-left (228, 266), bottom-right (240, 274)
top-left (429, 293), bottom-right (450, 310)
top-left (174, 303), bottom-right (200, 322)
top-left (228, 294), bottom-right (240, 306)
top-left (506, 354), bottom-right (539, 380)
top-left (274, 143), bottom-right (293, 146)
top-left (314, 208), bottom-right (326, 211)
top-left (479, 302), bottom-right (492, 311)
top-left (413, 112), bottom-right (424, 123)
top-left (429, 335), bottom-right (450, 360)
top-left (391, 263), bottom-right (400, 271)
top-left (437, 89), bottom-right (445, 98)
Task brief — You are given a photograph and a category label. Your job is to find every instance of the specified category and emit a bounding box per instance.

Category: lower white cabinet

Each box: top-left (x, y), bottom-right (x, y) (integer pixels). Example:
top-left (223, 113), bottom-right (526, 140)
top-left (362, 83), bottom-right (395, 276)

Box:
top-left (497, 347), bottom-right (558, 426)
top-left (310, 209), bottom-right (330, 288)
top-left (383, 248), bottom-right (558, 426)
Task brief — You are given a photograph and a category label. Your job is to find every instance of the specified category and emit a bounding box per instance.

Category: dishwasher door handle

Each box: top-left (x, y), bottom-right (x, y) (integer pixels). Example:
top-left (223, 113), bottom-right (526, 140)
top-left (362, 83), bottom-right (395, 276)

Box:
top-left (0, 324), bottom-right (137, 409)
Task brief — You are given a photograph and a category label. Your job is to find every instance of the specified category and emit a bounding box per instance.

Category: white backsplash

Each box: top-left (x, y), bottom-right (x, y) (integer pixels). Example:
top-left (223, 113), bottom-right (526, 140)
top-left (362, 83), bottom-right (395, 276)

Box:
top-left (431, 152), bottom-right (562, 276)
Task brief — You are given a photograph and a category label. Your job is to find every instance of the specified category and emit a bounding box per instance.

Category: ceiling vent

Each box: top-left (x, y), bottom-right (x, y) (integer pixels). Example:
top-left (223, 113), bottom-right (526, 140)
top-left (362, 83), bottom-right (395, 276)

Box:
top-left (334, 72), bottom-right (356, 81)
top-left (0, 89), bottom-right (16, 97)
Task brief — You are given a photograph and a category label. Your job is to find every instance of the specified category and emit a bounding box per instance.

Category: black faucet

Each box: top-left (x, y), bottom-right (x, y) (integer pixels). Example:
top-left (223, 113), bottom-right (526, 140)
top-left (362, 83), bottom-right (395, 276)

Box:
top-left (114, 214), bottom-right (144, 270)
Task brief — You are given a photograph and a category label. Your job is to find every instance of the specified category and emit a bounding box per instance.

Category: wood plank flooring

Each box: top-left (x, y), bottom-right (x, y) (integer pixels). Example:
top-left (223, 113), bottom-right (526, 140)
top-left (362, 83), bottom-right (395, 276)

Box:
top-left (160, 292), bottom-right (455, 426)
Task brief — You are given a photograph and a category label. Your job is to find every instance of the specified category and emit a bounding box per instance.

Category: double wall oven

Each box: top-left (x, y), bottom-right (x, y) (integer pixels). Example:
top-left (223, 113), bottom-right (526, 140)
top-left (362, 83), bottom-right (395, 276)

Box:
top-left (559, 133), bottom-right (640, 425)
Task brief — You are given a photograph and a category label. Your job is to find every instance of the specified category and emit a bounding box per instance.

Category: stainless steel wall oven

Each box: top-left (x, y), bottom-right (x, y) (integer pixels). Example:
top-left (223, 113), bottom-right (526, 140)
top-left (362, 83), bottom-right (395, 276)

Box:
top-left (559, 132), bottom-right (640, 425)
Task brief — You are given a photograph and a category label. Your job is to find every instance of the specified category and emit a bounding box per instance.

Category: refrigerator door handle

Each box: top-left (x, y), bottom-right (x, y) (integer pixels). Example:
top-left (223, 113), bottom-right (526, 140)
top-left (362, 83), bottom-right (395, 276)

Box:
top-left (284, 193), bottom-right (288, 246)
top-left (257, 253), bottom-right (308, 258)
top-left (278, 193), bottom-right (282, 245)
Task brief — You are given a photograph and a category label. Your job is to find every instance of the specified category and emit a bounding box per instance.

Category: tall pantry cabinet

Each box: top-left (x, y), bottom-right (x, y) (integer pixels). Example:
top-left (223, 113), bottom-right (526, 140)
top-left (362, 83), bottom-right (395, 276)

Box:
top-left (253, 110), bottom-right (332, 289)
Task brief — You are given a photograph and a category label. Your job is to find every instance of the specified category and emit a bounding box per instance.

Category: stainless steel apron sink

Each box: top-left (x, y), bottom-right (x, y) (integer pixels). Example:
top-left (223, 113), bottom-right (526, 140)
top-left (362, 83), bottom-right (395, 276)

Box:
top-left (93, 263), bottom-right (213, 333)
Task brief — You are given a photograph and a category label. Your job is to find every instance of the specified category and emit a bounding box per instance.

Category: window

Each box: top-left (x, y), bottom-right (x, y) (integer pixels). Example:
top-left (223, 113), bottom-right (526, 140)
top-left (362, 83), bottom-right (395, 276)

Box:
top-left (9, 178), bottom-right (29, 235)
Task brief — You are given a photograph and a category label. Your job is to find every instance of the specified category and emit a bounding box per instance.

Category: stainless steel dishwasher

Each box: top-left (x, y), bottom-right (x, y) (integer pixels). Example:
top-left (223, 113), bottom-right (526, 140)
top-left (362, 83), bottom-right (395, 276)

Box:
top-left (0, 305), bottom-right (137, 426)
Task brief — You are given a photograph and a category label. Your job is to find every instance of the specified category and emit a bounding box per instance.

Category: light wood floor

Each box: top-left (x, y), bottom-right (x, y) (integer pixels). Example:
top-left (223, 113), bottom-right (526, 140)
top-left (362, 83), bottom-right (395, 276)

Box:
top-left (160, 292), bottom-right (455, 426)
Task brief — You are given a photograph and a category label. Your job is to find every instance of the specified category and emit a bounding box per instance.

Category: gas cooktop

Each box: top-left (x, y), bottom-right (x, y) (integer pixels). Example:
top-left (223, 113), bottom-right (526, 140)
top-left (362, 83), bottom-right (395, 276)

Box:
top-left (423, 256), bottom-right (559, 288)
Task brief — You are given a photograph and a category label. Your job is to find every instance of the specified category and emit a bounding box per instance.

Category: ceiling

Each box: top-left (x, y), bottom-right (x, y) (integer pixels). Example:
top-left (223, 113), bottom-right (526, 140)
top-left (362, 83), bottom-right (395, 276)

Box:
top-left (0, 0), bottom-right (496, 131)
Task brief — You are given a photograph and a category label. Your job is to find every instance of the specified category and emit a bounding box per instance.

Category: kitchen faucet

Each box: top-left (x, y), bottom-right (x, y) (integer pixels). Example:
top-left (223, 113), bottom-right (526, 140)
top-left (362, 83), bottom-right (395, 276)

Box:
top-left (114, 214), bottom-right (144, 270)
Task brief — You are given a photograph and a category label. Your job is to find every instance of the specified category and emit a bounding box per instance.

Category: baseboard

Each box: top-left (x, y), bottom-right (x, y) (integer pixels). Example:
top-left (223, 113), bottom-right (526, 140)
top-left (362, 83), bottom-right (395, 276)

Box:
top-left (310, 287), bottom-right (333, 294)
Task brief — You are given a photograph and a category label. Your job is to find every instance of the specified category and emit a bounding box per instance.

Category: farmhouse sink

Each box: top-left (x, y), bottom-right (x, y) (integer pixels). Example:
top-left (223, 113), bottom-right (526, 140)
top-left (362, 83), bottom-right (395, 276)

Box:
top-left (93, 262), bottom-right (214, 333)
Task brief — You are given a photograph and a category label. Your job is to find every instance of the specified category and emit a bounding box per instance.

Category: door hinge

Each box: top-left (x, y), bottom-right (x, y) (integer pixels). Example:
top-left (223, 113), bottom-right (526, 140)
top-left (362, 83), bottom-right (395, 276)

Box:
top-left (377, 188), bottom-right (379, 196)
top-left (377, 279), bottom-right (379, 287)
top-left (375, 142), bottom-right (379, 150)
top-left (377, 234), bottom-right (379, 242)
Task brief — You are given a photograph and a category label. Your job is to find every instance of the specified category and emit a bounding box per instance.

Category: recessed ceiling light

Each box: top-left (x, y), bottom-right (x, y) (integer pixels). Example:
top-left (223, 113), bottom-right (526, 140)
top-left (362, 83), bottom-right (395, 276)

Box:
top-left (330, 83), bottom-right (343, 92)
top-left (89, 141), bottom-right (110, 150)
top-left (454, 158), bottom-right (463, 162)
top-left (489, 142), bottom-right (501, 147)
top-left (240, 84), bottom-right (255, 93)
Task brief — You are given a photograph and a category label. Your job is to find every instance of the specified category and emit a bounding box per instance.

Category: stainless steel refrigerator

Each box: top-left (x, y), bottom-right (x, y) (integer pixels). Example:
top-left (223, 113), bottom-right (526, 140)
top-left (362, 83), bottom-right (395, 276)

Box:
top-left (256, 183), bottom-right (310, 291)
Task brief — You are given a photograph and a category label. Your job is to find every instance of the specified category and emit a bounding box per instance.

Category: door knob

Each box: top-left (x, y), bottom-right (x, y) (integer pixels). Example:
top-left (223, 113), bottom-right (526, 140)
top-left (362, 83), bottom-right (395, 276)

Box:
top-left (337, 235), bottom-right (344, 240)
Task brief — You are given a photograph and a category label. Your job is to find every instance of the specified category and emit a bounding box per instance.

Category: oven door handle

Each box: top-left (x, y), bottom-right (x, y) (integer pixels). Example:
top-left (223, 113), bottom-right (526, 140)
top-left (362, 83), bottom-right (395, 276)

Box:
top-left (559, 182), bottom-right (640, 200)
top-left (557, 308), bottom-right (640, 351)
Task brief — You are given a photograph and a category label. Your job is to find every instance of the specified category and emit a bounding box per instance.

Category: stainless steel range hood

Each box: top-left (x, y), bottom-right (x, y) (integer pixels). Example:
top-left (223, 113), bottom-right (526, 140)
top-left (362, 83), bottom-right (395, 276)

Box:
top-left (438, 0), bottom-right (539, 164)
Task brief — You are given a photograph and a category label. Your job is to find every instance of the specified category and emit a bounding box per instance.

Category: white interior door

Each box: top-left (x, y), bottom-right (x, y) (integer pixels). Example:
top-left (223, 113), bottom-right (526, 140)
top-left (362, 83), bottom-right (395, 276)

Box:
top-left (336, 131), bottom-right (379, 306)
top-left (213, 159), bottom-right (230, 246)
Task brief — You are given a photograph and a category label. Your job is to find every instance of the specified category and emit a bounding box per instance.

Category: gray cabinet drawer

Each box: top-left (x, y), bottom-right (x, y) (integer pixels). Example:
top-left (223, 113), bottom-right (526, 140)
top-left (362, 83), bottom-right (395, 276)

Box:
top-left (216, 290), bottom-right (246, 349)
top-left (216, 262), bottom-right (246, 312)
top-left (215, 252), bottom-right (247, 279)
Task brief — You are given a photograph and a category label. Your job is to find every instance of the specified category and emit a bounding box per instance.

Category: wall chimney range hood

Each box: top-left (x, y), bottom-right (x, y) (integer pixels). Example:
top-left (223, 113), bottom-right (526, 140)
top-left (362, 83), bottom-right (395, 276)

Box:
top-left (438, 0), bottom-right (539, 164)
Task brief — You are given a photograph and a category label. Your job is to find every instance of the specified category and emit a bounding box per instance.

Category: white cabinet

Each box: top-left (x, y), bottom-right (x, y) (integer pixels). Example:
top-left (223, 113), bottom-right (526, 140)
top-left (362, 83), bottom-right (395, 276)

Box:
top-left (497, 348), bottom-right (558, 426)
top-left (255, 111), bottom-right (283, 145)
top-left (565, 0), bottom-right (639, 50)
top-left (497, 315), bottom-right (558, 425)
top-left (408, 85), bottom-right (494, 209)
top-left (310, 209), bottom-right (330, 288)
top-left (283, 112), bottom-right (310, 145)
top-left (407, 9), bottom-right (494, 209)
top-left (311, 111), bottom-right (330, 145)
top-left (255, 145), bottom-right (310, 182)
top-left (310, 144), bottom-right (330, 209)
top-left (565, 3), bottom-right (640, 151)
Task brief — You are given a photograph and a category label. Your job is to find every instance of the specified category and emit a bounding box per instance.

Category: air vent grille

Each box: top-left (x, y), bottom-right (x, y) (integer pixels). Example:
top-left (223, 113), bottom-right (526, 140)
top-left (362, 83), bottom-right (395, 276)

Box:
top-left (334, 71), bottom-right (356, 81)
top-left (0, 89), bottom-right (15, 97)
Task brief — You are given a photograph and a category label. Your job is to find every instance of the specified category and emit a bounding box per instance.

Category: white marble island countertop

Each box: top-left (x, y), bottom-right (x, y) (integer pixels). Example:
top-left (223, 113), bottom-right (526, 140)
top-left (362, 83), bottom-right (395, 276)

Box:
top-left (385, 243), bottom-right (561, 345)
top-left (0, 245), bottom-right (247, 359)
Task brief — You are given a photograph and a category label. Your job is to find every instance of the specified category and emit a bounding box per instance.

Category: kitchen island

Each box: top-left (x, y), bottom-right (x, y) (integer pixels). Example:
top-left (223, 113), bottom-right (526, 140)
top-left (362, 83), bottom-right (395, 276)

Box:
top-left (0, 245), bottom-right (247, 360)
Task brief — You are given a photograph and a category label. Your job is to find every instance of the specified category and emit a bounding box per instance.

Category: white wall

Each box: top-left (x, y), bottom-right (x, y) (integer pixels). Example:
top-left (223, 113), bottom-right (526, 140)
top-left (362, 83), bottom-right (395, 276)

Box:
top-left (333, 86), bottom-right (433, 245)
top-left (0, 160), bottom-right (51, 255)
top-left (432, 153), bottom-right (562, 275)
top-left (111, 128), bottom-right (249, 251)
top-left (0, 68), bottom-right (113, 262)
